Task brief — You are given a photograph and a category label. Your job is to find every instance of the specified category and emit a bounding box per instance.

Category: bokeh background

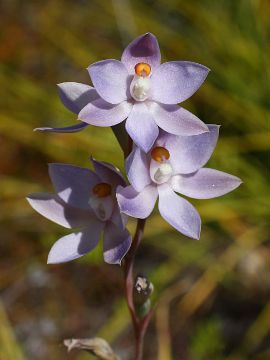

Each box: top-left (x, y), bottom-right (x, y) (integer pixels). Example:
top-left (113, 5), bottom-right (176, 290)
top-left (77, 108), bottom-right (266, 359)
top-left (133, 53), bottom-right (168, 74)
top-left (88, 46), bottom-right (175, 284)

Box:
top-left (1, 0), bottom-right (270, 359)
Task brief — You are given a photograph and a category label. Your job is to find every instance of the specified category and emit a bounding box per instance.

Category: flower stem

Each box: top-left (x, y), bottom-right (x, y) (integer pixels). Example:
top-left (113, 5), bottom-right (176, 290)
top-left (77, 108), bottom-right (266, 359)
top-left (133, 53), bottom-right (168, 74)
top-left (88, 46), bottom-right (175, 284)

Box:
top-left (123, 218), bottom-right (153, 360)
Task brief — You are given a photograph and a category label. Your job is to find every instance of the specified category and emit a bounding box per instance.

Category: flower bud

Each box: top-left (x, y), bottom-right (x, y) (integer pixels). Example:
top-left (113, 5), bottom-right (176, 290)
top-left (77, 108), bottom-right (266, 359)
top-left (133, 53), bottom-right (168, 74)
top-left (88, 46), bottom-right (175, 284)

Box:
top-left (134, 274), bottom-right (154, 318)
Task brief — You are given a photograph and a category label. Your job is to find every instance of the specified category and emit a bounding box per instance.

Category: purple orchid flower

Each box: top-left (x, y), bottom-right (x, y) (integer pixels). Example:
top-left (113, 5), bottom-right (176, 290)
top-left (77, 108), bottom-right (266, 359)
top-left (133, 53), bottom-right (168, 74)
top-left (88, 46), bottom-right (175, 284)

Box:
top-left (26, 159), bottom-right (131, 265)
top-left (36, 33), bottom-right (210, 152)
top-left (116, 126), bottom-right (242, 239)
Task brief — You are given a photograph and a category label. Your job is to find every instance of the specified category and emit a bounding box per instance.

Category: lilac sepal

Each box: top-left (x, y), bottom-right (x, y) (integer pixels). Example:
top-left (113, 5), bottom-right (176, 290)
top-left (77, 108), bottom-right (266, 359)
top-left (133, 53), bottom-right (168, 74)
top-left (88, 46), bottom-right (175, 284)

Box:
top-left (171, 168), bottom-right (242, 199)
top-left (159, 125), bottom-right (220, 174)
top-left (158, 183), bottom-right (201, 240)
top-left (125, 146), bottom-right (151, 192)
top-left (151, 61), bottom-right (210, 104)
top-left (103, 222), bottom-right (132, 264)
top-left (26, 193), bottom-right (94, 228)
top-left (116, 185), bottom-right (158, 219)
top-left (35, 81), bottom-right (98, 133)
top-left (88, 59), bottom-right (130, 104)
top-left (151, 103), bottom-right (209, 136)
top-left (125, 102), bottom-right (159, 153)
top-left (121, 32), bottom-right (161, 74)
top-left (48, 222), bottom-right (104, 264)
top-left (49, 163), bottom-right (101, 209)
top-left (57, 82), bottom-right (99, 114)
top-left (79, 98), bottom-right (132, 127)
top-left (111, 204), bottom-right (127, 230)
top-left (91, 157), bottom-right (126, 189)
top-left (34, 122), bottom-right (88, 133)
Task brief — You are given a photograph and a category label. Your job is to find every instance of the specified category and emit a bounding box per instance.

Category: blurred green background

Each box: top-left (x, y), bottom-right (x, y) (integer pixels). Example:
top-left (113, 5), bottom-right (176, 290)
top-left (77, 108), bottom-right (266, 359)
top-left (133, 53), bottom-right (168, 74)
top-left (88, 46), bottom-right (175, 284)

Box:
top-left (0, 0), bottom-right (270, 359)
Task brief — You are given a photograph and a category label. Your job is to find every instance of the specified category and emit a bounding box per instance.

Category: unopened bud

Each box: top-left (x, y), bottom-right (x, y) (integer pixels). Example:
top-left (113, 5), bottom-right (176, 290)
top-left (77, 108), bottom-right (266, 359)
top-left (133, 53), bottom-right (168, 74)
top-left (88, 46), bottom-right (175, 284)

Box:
top-left (134, 274), bottom-right (154, 318)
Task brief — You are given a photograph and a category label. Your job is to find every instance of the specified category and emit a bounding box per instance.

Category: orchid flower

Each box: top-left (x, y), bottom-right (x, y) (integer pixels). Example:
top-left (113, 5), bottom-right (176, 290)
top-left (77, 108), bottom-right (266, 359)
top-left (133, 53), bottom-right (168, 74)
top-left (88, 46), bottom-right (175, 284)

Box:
top-left (27, 159), bottom-right (131, 264)
top-left (36, 33), bottom-right (210, 152)
top-left (116, 126), bottom-right (242, 239)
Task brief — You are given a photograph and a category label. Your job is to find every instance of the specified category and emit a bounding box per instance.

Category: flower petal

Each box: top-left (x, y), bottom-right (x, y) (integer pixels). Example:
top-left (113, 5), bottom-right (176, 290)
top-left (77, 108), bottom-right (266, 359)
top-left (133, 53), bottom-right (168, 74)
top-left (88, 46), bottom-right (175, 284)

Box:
top-left (103, 222), bottom-right (132, 264)
top-left (172, 168), bottom-right (242, 199)
top-left (151, 61), bottom-right (210, 104)
top-left (88, 59), bottom-right (130, 104)
top-left (26, 193), bottom-right (94, 228)
top-left (158, 183), bottom-right (201, 239)
top-left (125, 102), bottom-right (159, 153)
top-left (161, 125), bottom-right (220, 174)
top-left (125, 146), bottom-right (151, 192)
top-left (34, 122), bottom-right (88, 133)
top-left (79, 98), bottom-right (132, 127)
top-left (57, 82), bottom-right (99, 114)
top-left (116, 184), bottom-right (158, 219)
top-left (91, 158), bottom-right (126, 189)
top-left (49, 164), bottom-right (100, 209)
top-left (121, 33), bottom-right (161, 74)
top-left (47, 222), bottom-right (104, 264)
top-left (151, 102), bottom-right (209, 135)
top-left (110, 204), bottom-right (128, 230)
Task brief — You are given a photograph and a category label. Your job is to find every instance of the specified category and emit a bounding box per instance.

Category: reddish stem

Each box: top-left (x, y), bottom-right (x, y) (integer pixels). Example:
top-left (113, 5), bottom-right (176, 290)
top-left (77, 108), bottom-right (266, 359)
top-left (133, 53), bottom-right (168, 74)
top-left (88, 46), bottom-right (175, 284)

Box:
top-left (123, 219), bottom-right (153, 360)
top-left (122, 135), bottom-right (153, 359)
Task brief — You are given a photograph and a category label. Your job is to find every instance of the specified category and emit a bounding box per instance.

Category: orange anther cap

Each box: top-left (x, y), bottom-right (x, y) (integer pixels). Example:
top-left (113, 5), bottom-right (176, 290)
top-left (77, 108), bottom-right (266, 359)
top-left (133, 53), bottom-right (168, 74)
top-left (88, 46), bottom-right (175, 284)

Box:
top-left (92, 183), bottom-right (112, 198)
top-left (135, 63), bottom-right (151, 77)
top-left (151, 147), bottom-right (170, 162)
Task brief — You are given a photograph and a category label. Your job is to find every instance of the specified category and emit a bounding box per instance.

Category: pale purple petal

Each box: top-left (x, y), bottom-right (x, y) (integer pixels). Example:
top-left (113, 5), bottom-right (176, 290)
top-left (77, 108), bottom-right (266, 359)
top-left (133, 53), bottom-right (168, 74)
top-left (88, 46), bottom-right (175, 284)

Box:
top-left (47, 222), bottom-right (104, 264)
top-left (160, 125), bottom-right (220, 174)
top-left (34, 122), bottom-right (88, 133)
top-left (151, 61), bottom-right (210, 104)
top-left (125, 146), bottom-right (151, 192)
top-left (125, 102), bottom-right (159, 153)
top-left (103, 222), bottom-right (132, 264)
top-left (110, 204), bottom-right (128, 230)
top-left (151, 102), bottom-right (209, 135)
top-left (158, 183), bottom-right (201, 239)
top-left (57, 82), bottom-right (99, 114)
top-left (88, 59), bottom-right (130, 104)
top-left (91, 158), bottom-right (126, 189)
top-left (26, 193), bottom-right (94, 228)
top-left (116, 184), bottom-right (158, 219)
top-left (49, 164), bottom-right (100, 209)
top-left (172, 168), bottom-right (242, 199)
top-left (121, 33), bottom-right (161, 74)
top-left (79, 98), bottom-right (132, 127)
